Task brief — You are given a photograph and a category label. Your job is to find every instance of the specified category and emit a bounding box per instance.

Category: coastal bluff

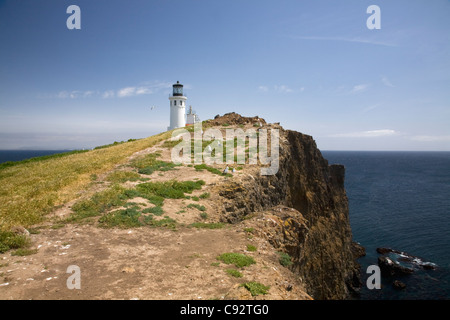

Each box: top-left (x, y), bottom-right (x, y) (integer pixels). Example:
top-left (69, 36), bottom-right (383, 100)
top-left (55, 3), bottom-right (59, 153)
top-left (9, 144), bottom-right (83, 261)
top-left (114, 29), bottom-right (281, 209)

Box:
top-left (0, 113), bottom-right (362, 300)
top-left (214, 113), bottom-right (363, 299)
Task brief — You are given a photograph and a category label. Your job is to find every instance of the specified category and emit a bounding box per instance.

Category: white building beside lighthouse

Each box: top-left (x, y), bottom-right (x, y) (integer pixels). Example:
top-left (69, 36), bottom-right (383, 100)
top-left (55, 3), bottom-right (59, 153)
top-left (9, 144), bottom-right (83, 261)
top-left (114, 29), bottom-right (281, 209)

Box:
top-left (186, 105), bottom-right (200, 126)
top-left (168, 81), bottom-right (187, 131)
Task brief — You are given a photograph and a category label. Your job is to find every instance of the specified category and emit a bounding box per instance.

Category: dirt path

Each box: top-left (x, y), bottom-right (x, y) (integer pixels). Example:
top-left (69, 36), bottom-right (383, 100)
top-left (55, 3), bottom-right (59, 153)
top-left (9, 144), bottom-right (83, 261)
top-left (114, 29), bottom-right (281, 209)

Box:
top-left (0, 134), bottom-right (311, 300)
top-left (1, 222), bottom-right (306, 300)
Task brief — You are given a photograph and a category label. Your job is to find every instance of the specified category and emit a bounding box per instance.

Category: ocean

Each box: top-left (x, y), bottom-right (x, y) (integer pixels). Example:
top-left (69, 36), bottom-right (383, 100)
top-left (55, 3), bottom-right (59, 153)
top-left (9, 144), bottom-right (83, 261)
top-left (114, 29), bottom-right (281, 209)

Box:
top-left (1, 149), bottom-right (449, 299)
top-left (0, 150), bottom-right (73, 164)
top-left (323, 151), bottom-right (450, 300)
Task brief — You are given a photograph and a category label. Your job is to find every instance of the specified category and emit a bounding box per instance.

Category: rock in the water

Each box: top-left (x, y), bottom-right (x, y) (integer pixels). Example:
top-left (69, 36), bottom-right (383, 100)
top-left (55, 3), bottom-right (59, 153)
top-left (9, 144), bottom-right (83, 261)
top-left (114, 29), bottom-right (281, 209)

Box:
top-left (376, 247), bottom-right (437, 271)
top-left (393, 280), bottom-right (406, 290)
top-left (376, 247), bottom-right (395, 255)
top-left (352, 242), bottom-right (366, 258)
top-left (378, 256), bottom-right (414, 275)
top-left (421, 263), bottom-right (437, 270)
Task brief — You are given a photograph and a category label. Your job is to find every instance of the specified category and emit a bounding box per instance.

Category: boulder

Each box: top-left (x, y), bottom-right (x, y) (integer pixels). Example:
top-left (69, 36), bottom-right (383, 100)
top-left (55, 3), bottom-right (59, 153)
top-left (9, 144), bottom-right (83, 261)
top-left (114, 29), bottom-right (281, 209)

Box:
top-left (421, 263), bottom-right (436, 270)
top-left (376, 247), bottom-right (437, 271)
top-left (393, 280), bottom-right (406, 290)
top-left (376, 247), bottom-right (394, 255)
top-left (378, 256), bottom-right (414, 276)
top-left (10, 225), bottom-right (30, 236)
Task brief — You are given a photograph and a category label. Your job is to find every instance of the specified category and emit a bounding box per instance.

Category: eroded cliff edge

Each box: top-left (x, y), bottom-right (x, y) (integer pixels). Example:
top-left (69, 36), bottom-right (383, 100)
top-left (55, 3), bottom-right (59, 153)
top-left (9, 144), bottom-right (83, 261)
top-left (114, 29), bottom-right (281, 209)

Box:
top-left (214, 113), bottom-right (363, 299)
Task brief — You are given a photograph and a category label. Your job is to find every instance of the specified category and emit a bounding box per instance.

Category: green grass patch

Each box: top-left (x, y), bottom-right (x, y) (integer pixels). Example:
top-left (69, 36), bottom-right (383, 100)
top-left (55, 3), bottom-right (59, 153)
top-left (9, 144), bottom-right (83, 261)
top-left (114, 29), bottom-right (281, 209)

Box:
top-left (278, 251), bottom-right (293, 267)
top-left (162, 139), bottom-right (183, 148)
top-left (216, 252), bottom-right (256, 268)
top-left (124, 202), bottom-right (144, 208)
top-left (199, 212), bottom-right (208, 219)
top-left (28, 228), bottom-right (41, 235)
top-left (66, 179), bottom-right (203, 225)
top-left (146, 217), bottom-right (177, 230)
top-left (11, 248), bottom-right (38, 256)
top-left (138, 161), bottom-right (179, 175)
top-left (187, 203), bottom-right (206, 211)
top-left (132, 153), bottom-right (179, 175)
top-left (106, 171), bottom-right (141, 183)
top-left (190, 222), bottom-right (225, 229)
top-left (246, 244), bottom-right (257, 252)
top-left (98, 204), bottom-right (176, 230)
top-left (122, 188), bottom-right (141, 198)
top-left (163, 134), bottom-right (252, 168)
top-left (226, 268), bottom-right (243, 278)
top-left (194, 164), bottom-right (232, 177)
top-left (240, 282), bottom-right (270, 296)
top-left (194, 164), bottom-right (221, 174)
top-left (0, 231), bottom-right (31, 254)
top-left (98, 207), bottom-right (144, 229)
top-left (199, 192), bottom-right (210, 199)
top-left (140, 194), bottom-right (165, 207)
top-left (142, 206), bottom-right (164, 216)
top-left (67, 184), bottom-right (129, 223)
top-left (136, 180), bottom-right (205, 200)
top-left (93, 139), bottom-right (139, 150)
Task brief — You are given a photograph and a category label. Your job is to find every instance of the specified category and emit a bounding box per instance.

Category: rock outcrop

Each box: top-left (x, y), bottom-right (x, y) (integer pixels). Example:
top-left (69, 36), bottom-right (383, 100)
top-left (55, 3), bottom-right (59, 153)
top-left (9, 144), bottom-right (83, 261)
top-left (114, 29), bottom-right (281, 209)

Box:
top-left (211, 112), bottom-right (266, 127)
top-left (378, 256), bottom-right (414, 276)
top-left (376, 247), bottom-right (437, 271)
top-left (212, 114), bottom-right (363, 299)
top-left (375, 247), bottom-right (437, 290)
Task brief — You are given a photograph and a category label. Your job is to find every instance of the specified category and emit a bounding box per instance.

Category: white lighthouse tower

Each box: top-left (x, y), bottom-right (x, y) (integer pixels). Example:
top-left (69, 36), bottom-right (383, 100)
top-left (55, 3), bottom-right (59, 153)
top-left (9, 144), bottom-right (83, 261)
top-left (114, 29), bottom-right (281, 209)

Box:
top-left (168, 81), bottom-right (187, 131)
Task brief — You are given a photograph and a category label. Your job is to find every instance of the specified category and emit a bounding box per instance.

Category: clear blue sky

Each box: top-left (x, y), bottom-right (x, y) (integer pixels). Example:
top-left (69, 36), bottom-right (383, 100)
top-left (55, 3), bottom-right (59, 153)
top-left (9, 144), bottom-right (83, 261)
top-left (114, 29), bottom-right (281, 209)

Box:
top-left (0, 0), bottom-right (449, 150)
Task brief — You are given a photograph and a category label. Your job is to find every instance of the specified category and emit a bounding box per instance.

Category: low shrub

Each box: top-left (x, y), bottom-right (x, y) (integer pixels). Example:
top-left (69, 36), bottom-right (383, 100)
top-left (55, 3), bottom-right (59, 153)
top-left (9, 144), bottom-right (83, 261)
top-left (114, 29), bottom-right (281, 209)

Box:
top-left (240, 282), bottom-right (270, 296)
top-left (278, 251), bottom-right (293, 267)
top-left (226, 269), bottom-right (243, 278)
top-left (216, 252), bottom-right (255, 268)
top-left (0, 231), bottom-right (30, 254)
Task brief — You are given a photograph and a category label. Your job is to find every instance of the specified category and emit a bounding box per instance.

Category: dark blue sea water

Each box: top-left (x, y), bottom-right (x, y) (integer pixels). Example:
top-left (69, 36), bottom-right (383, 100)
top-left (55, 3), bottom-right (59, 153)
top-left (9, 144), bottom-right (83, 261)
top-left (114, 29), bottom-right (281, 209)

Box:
top-left (323, 151), bottom-right (450, 300)
top-left (0, 150), bottom-right (72, 164)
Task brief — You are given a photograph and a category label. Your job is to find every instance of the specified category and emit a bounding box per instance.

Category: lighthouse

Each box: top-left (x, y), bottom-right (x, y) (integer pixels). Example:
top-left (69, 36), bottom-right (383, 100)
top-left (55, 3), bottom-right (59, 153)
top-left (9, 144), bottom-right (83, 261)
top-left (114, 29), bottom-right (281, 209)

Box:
top-left (168, 81), bottom-right (187, 131)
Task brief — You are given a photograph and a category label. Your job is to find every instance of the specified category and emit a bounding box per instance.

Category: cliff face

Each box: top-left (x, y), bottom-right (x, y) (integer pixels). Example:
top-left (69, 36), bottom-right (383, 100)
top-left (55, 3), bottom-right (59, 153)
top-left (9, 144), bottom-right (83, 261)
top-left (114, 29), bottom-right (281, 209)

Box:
top-left (281, 130), bottom-right (362, 299)
top-left (216, 115), bottom-right (362, 299)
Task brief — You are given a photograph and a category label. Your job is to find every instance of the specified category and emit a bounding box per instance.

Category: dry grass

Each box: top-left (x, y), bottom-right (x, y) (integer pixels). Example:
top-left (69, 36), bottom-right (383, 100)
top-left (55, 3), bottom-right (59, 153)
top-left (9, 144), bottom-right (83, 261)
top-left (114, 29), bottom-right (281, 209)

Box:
top-left (0, 131), bottom-right (172, 231)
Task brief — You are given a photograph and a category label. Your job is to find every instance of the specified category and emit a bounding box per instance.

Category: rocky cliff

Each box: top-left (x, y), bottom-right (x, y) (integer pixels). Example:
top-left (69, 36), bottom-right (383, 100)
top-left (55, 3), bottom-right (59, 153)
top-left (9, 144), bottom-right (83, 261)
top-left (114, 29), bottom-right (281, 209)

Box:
top-left (214, 113), bottom-right (363, 299)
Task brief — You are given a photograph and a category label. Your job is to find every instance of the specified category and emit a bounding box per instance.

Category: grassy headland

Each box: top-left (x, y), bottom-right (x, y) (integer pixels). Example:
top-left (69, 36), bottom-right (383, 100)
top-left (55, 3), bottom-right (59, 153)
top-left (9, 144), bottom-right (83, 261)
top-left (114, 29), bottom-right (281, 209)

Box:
top-left (0, 131), bottom-right (172, 231)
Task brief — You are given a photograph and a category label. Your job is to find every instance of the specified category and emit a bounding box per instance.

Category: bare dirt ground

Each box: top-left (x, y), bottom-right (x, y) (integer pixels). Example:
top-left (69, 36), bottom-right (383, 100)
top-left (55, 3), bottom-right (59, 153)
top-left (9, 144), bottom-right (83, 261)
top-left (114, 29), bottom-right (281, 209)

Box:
top-left (0, 130), bottom-right (311, 300)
